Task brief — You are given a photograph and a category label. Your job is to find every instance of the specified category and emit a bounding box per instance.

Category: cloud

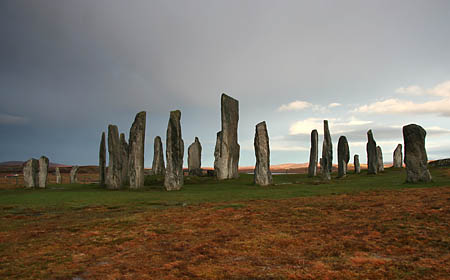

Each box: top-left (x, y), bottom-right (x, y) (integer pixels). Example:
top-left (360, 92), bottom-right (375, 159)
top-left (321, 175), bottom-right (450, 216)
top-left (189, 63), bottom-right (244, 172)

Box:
top-left (0, 114), bottom-right (28, 125)
top-left (277, 100), bottom-right (312, 111)
top-left (289, 116), bottom-right (372, 135)
top-left (427, 80), bottom-right (450, 97)
top-left (395, 85), bottom-right (425, 95)
top-left (353, 98), bottom-right (450, 117)
top-left (328, 102), bottom-right (342, 108)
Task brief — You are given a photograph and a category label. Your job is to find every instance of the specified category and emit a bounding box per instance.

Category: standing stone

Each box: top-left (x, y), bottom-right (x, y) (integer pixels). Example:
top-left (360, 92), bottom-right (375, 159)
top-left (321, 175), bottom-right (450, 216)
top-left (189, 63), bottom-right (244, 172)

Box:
top-left (354, 154), bottom-right (360, 174)
top-left (164, 110), bottom-right (184, 191)
top-left (366, 130), bottom-right (378, 175)
top-left (393, 144), bottom-right (403, 168)
top-left (308, 129), bottom-right (318, 177)
top-left (99, 132), bottom-right (106, 186)
top-left (55, 167), bottom-right (62, 184)
top-left (321, 120), bottom-right (332, 180)
top-left (128, 111), bottom-right (146, 189)
top-left (376, 146), bottom-right (384, 172)
top-left (337, 136), bottom-right (350, 178)
top-left (120, 133), bottom-right (129, 186)
top-left (23, 158), bottom-right (38, 188)
top-left (152, 136), bottom-right (165, 175)
top-left (188, 137), bottom-right (202, 176)
top-left (38, 156), bottom-right (49, 188)
top-left (254, 121), bottom-right (272, 186)
top-left (403, 124), bottom-right (432, 183)
top-left (214, 93), bottom-right (240, 180)
top-left (70, 165), bottom-right (79, 184)
top-left (106, 125), bottom-right (122, 189)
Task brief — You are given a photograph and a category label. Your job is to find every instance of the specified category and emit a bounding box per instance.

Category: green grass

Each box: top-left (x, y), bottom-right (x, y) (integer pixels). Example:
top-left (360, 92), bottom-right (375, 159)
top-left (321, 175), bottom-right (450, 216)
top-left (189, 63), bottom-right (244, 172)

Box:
top-left (0, 167), bottom-right (448, 211)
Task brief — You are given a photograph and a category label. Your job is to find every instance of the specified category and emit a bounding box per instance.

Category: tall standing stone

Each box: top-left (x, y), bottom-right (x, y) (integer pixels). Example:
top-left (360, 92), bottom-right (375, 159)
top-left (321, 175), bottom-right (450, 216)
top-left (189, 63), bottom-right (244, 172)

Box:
top-left (128, 111), bottom-right (146, 189)
top-left (308, 129), bottom-right (318, 177)
top-left (188, 137), bottom-right (202, 176)
top-left (366, 130), bottom-right (378, 175)
top-left (214, 93), bottom-right (240, 180)
top-left (393, 144), bottom-right (403, 168)
top-left (23, 158), bottom-right (38, 188)
top-left (99, 132), bottom-right (106, 186)
top-left (106, 125), bottom-right (122, 189)
top-left (403, 124), bottom-right (432, 183)
top-left (254, 121), bottom-right (272, 186)
top-left (337, 136), bottom-right (350, 178)
top-left (38, 156), bottom-right (49, 188)
top-left (70, 165), bottom-right (79, 184)
top-left (120, 133), bottom-right (129, 186)
top-left (164, 110), bottom-right (184, 191)
top-left (321, 120), bottom-right (332, 180)
top-left (152, 136), bottom-right (165, 175)
top-left (55, 167), bottom-right (62, 184)
top-left (354, 154), bottom-right (360, 174)
top-left (376, 146), bottom-right (384, 172)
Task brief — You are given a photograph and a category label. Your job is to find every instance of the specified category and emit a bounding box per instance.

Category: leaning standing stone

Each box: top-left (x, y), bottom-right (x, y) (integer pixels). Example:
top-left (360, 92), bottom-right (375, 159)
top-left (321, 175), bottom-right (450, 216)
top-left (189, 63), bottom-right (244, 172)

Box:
top-left (188, 137), bottom-right (202, 176)
top-left (366, 130), bottom-right (378, 174)
top-left (214, 93), bottom-right (240, 180)
top-left (99, 132), bottom-right (106, 186)
top-left (23, 158), bottom-right (39, 188)
top-left (376, 146), bottom-right (384, 172)
top-left (321, 120), bottom-right (332, 180)
top-left (106, 125), bottom-right (122, 189)
top-left (152, 136), bottom-right (165, 175)
top-left (393, 144), bottom-right (403, 168)
top-left (164, 110), bottom-right (184, 191)
top-left (354, 154), bottom-right (360, 174)
top-left (403, 124), bottom-right (432, 183)
top-left (128, 111), bottom-right (146, 189)
top-left (38, 156), bottom-right (49, 188)
top-left (70, 165), bottom-right (79, 184)
top-left (55, 167), bottom-right (62, 184)
top-left (254, 121), bottom-right (272, 186)
top-left (337, 136), bottom-right (350, 178)
top-left (308, 129), bottom-right (318, 177)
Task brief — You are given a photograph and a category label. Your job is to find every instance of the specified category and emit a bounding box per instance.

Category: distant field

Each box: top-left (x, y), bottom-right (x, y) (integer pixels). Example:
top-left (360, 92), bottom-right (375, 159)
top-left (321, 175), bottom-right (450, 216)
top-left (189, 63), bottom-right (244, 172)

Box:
top-left (0, 167), bottom-right (449, 279)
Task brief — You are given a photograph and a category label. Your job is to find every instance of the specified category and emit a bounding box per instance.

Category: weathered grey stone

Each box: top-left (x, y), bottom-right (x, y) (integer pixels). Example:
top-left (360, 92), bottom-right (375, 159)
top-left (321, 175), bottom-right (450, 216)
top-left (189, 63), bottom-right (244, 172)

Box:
top-left (38, 156), bottom-right (49, 188)
top-left (337, 136), bottom-right (350, 178)
top-left (321, 120), bottom-right (332, 180)
top-left (354, 154), bottom-right (360, 174)
top-left (308, 129), bottom-right (318, 177)
top-left (55, 167), bottom-right (62, 184)
top-left (254, 121), bottom-right (272, 186)
top-left (106, 124), bottom-right (122, 189)
top-left (188, 137), bottom-right (202, 176)
top-left (164, 110), bottom-right (184, 191)
top-left (128, 111), bottom-right (146, 189)
top-left (23, 158), bottom-right (38, 188)
top-left (403, 124), bottom-right (432, 183)
top-left (152, 136), bottom-right (165, 175)
top-left (393, 144), bottom-right (403, 168)
top-left (70, 165), bottom-right (79, 184)
top-left (120, 133), bottom-right (129, 186)
top-left (376, 146), bottom-right (384, 172)
top-left (99, 132), bottom-right (106, 186)
top-left (366, 130), bottom-right (378, 175)
top-left (214, 93), bottom-right (240, 180)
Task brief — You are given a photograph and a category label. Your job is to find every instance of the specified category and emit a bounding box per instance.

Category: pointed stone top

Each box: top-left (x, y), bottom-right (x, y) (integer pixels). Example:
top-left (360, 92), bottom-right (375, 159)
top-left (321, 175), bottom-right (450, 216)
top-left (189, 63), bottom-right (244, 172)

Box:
top-left (194, 137), bottom-right (199, 142)
top-left (221, 93), bottom-right (239, 104)
top-left (256, 121), bottom-right (267, 128)
top-left (135, 111), bottom-right (146, 118)
top-left (170, 110), bottom-right (181, 120)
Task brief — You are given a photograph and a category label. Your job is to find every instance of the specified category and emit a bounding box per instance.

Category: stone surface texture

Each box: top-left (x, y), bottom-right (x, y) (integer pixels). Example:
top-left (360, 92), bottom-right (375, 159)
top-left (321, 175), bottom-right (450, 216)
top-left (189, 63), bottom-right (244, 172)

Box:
top-left (38, 156), bottom-right (49, 188)
top-left (366, 130), bottom-right (378, 174)
top-left (106, 124), bottom-right (122, 189)
top-left (214, 93), bottom-right (240, 180)
top-left (152, 136), bottom-right (165, 175)
top-left (308, 129), bottom-right (318, 177)
top-left (164, 110), bottom-right (184, 191)
top-left (321, 120), bottom-right (333, 180)
top-left (403, 124), bottom-right (432, 183)
top-left (188, 137), bottom-right (202, 176)
top-left (354, 154), bottom-right (360, 174)
top-left (253, 121), bottom-right (272, 186)
top-left (393, 144), bottom-right (403, 168)
top-left (376, 146), bottom-right (384, 172)
top-left (120, 133), bottom-right (129, 186)
top-left (128, 111), bottom-right (146, 189)
top-left (99, 132), bottom-right (106, 186)
top-left (337, 136), bottom-right (350, 178)
top-left (55, 167), bottom-right (62, 184)
top-left (23, 158), bottom-right (38, 188)
top-left (70, 165), bottom-right (79, 184)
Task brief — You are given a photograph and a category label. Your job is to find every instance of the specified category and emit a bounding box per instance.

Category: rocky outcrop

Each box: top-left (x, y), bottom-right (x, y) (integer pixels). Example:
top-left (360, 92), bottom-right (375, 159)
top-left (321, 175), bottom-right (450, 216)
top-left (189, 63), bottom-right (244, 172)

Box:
top-left (214, 93), bottom-right (240, 180)
top-left (321, 120), bottom-right (332, 180)
top-left (366, 130), bottom-right (378, 175)
top-left (164, 110), bottom-right (184, 191)
top-left (376, 146), bottom-right (384, 172)
top-left (106, 125), bottom-right (122, 189)
top-left (403, 124), bottom-right (432, 183)
top-left (23, 158), bottom-right (38, 188)
top-left (188, 137), bottom-right (202, 176)
top-left (337, 136), bottom-right (349, 178)
top-left (254, 121), bottom-right (272, 186)
top-left (152, 136), bottom-right (165, 175)
top-left (55, 167), bottom-right (62, 184)
top-left (429, 158), bottom-right (450, 167)
top-left (308, 129), bottom-right (318, 177)
top-left (354, 154), bottom-right (360, 174)
top-left (99, 132), bottom-right (106, 186)
top-left (70, 165), bottom-right (79, 184)
top-left (393, 144), bottom-right (403, 168)
top-left (38, 156), bottom-right (49, 188)
top-left (128, 111), bottom-right (146, 189)
top-left (120, 133), bottom-right (129, 186)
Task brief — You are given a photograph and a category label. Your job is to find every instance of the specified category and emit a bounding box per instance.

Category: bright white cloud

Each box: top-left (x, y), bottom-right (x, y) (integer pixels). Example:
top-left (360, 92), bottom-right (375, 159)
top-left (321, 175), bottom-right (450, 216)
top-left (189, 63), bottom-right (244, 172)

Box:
top-left (289, 118), bottom-right (324, 135)
top-left (277, 100), bottom-right (312, 111)
top-left (354, 98), bottom-right (450, 116)
top-left (328, 102), bottom-right (342, 108)
top-left (0, 114), bottom-right (28, 125)
top-left (289, 116), bottom-right (371, 135)
top-left (427, 80), bottom-right (450, 97)
top-left (395, 85), bottom-right (425, 95)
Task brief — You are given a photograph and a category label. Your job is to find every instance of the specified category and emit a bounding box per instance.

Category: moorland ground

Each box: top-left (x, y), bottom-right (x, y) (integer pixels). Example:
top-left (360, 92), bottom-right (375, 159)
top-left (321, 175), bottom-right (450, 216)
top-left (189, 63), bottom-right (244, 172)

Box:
top-left (0, 168), bottom-right (449, 279)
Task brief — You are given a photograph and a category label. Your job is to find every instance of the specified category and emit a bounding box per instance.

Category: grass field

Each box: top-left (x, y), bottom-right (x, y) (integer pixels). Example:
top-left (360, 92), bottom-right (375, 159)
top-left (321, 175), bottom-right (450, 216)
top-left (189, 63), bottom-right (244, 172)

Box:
top-left (1, 167), bottom-right (449, 279)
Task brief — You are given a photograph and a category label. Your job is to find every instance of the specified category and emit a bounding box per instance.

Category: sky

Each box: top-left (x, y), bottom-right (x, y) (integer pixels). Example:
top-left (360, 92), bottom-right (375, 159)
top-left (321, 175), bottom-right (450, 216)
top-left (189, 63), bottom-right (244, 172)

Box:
top-left (1, 0), bottom-right (450, 168)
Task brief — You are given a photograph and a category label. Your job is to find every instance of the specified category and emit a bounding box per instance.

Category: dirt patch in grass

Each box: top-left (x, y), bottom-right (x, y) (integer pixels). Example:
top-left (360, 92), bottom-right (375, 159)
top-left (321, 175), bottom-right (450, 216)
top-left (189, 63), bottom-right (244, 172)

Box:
top-left (1, 187), bottom-right (449, 279)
